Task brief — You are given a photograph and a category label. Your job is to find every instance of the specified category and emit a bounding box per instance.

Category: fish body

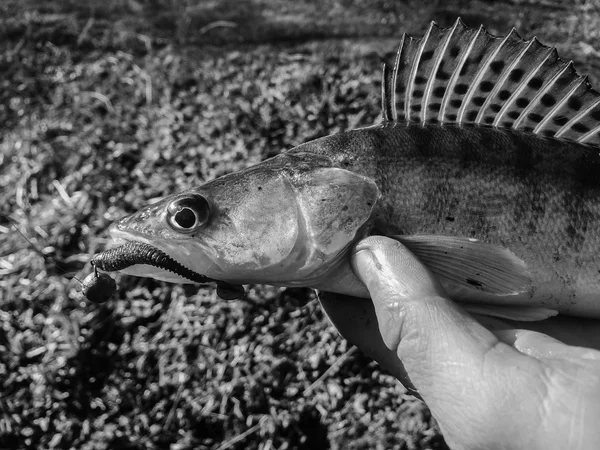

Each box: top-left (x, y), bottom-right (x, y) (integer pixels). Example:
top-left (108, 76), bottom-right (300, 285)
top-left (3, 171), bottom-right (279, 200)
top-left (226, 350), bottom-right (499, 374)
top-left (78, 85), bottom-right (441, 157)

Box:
top-left (93, 20), bottom-right (600, 319)
top-left (290, 123), bottom-right (600, 316)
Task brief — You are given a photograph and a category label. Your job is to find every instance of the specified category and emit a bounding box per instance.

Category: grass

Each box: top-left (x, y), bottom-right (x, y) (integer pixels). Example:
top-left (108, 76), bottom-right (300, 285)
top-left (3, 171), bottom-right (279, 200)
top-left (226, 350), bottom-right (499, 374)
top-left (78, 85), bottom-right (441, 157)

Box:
top-left (1, 0), bottom-right (599, 448)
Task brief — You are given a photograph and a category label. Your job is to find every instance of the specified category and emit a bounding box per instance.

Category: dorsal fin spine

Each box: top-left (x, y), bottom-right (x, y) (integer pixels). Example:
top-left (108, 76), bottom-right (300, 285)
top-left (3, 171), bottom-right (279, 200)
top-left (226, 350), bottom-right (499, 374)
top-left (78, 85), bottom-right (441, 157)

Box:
top-left (475, 38), bottom-right (534, 124)
top-left (579, 122), bottom-right (600, 143)
top-left (406, 24), bottom-right (433, 121)
top-left (457, 30), bottom-right (517, 123)
top-left (390, 40), bottom-right (403, 121)
top-left (554, 83), bottom-right (600, 138)
top-left (381, 63), bottom-right (393, 121)
top-left (533, 75), bottom-right (587, 133)
top-left (439, 24), bottom-right (483, 123)
top-left (422, 20), bottom-right (458, 123)
top-left (511, 58), bottom-right (571, 128)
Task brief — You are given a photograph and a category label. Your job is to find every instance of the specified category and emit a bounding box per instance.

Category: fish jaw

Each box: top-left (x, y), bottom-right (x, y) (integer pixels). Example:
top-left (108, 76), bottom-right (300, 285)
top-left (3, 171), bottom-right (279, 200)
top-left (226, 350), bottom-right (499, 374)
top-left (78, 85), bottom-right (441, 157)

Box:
top-left (96, 151), bottom-right (381, 288)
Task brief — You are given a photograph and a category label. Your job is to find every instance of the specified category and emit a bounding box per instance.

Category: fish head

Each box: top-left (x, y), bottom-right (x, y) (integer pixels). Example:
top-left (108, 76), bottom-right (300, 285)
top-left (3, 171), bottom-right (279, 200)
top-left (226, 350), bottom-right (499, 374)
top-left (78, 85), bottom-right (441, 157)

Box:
top-left (102, 152), bottom-right (379, 287)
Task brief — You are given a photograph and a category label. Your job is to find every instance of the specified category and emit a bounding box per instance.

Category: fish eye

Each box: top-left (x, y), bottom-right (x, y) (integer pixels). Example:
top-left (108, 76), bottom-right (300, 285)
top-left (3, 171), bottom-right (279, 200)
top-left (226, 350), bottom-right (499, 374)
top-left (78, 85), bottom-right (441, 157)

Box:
top-left (166, 194), bottom-right (210, 233)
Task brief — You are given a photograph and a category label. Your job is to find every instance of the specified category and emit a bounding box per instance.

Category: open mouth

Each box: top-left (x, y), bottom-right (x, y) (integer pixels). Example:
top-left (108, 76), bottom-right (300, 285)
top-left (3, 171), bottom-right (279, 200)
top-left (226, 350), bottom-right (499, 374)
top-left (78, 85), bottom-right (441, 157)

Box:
top-left (91, 241), bottom-right (214, 284)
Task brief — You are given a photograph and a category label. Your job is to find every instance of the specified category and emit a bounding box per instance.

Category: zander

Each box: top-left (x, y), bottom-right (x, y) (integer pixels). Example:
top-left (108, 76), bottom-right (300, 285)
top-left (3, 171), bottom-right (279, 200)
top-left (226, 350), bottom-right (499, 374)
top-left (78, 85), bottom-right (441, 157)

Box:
top-left (92, 19), bottom-right (600, 320)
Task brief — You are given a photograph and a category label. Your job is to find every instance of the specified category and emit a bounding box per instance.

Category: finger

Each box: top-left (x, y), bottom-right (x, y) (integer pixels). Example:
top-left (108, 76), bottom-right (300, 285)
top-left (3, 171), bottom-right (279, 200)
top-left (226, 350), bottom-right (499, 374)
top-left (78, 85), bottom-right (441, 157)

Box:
top-left (351, 236), bottom-right (501, 358)
top-left (492, 328), bottom-right (600, 361)
top-left (350, 237), bottom-right (539, 412)
top-left (317, 291), bottom-right (420, 397)
top-left (479, 315), bottom-right (600, 351)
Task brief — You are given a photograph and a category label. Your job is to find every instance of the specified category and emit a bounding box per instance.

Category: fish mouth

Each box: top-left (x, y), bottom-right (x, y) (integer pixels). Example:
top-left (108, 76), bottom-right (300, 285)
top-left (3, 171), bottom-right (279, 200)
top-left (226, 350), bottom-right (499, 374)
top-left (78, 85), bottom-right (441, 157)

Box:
top-left (91, 240), bottom-right (214, 284)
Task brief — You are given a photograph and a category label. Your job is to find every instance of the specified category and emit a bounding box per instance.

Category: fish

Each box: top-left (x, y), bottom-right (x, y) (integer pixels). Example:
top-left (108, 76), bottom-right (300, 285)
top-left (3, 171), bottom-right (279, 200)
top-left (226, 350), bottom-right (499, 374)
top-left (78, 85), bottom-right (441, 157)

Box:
top-left (92, 19), bottom-right (600, 320)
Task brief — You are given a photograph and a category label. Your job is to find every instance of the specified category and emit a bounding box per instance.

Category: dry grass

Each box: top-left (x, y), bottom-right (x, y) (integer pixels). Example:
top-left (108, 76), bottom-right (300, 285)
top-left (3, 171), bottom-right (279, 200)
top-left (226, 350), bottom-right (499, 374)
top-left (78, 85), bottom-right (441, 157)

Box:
top-left (1, 0), bottom-right (599, 448)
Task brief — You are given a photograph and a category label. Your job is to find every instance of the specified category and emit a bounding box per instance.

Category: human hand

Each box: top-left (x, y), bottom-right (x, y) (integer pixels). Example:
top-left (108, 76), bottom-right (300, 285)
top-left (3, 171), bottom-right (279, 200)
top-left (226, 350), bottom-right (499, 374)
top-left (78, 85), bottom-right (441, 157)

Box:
top-left (318, 236), bottom-right (600, 450)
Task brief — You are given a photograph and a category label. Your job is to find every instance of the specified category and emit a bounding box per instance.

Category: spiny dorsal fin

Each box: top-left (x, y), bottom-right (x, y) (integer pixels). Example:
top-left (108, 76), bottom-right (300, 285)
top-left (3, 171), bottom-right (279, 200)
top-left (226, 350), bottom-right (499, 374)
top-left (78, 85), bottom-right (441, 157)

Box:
top-left (382, 18), bottom-right (600, 147)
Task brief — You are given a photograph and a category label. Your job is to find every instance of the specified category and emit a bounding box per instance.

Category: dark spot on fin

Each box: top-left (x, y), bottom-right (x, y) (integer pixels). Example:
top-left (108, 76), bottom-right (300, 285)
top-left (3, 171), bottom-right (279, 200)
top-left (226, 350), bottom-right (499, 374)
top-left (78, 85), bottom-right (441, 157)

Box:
top-left (381, 18), bottom-right (600, 148)
top-left (466, 278), bottom-right (484, 287)
top-left (490, 60), bottom-right (505, 74)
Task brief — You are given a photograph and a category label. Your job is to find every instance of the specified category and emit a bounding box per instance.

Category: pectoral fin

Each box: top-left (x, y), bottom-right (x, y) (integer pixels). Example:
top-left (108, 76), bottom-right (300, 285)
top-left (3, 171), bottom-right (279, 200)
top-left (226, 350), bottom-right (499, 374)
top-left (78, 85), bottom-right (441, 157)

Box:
top-left (394, 235), bottom-right (531, 296)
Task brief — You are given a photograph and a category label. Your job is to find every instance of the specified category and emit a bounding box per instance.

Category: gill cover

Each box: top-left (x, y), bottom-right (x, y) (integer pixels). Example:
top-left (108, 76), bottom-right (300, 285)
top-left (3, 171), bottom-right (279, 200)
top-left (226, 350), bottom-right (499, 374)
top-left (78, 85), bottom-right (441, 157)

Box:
top-left (198, 152), bottom-right (380, 284)
top-left (288, 163), bottom-right (380, 282)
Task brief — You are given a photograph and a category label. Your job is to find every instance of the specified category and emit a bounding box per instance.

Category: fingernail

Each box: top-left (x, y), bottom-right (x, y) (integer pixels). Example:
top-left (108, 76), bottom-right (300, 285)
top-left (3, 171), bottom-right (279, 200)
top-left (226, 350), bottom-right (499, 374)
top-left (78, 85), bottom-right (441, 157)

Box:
top-left (352, 247), bottom-right (384, 290)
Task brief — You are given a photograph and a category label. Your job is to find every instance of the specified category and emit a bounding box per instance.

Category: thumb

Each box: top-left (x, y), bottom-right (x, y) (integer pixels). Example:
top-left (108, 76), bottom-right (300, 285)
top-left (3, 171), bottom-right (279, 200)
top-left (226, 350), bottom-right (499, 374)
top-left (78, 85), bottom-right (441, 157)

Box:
top-left (351, 236), bottom-right (447, 352)
top-left (350, 236), bottom-right (527, 400)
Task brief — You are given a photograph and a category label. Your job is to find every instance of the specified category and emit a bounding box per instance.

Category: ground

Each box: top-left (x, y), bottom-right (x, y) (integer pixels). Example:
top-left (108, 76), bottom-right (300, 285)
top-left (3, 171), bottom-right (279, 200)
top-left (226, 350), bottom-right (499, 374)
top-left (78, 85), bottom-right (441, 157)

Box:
top-left (1, 0), bottom-right (599, 448)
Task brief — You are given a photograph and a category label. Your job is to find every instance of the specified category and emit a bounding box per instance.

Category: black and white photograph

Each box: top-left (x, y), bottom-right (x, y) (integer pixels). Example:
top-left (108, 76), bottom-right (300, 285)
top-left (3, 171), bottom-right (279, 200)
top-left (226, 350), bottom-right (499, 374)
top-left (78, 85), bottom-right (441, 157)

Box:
top-left (2, 0), bottom-right (600, 448)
